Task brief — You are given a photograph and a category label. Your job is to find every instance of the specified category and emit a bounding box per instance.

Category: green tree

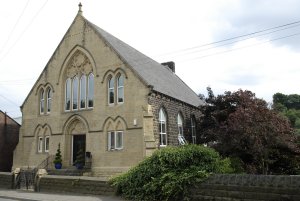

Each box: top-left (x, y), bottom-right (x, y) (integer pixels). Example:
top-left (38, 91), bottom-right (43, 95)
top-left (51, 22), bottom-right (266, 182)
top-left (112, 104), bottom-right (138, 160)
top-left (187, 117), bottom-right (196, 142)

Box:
top-left (200, 88), bottom-right (300, 174)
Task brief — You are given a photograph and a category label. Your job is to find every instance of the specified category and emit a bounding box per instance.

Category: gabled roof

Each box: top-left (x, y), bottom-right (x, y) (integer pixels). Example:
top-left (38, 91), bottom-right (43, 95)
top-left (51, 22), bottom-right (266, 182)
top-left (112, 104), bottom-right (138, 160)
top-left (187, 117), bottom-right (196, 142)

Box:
top-left (85, 17), bottom-right (204, 107)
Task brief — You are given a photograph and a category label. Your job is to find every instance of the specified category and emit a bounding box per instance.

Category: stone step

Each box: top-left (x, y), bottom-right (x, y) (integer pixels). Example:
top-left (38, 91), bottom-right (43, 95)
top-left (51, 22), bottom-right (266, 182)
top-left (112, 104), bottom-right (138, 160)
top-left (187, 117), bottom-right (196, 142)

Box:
top-left (47, 169), bottom-right (91, 176)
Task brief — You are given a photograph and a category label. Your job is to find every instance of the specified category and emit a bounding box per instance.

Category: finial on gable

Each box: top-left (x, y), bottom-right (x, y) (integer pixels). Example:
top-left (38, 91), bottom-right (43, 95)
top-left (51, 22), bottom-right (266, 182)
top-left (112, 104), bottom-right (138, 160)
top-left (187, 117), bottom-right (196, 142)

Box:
top-left (78, 2), bottom-right (83, 15)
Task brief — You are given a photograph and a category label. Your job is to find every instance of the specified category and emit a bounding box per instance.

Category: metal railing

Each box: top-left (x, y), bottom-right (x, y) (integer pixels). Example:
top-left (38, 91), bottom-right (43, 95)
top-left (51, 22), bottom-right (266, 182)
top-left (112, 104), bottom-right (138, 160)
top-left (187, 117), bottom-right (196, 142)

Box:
top-left (37, 155), bottom-right (55, 170)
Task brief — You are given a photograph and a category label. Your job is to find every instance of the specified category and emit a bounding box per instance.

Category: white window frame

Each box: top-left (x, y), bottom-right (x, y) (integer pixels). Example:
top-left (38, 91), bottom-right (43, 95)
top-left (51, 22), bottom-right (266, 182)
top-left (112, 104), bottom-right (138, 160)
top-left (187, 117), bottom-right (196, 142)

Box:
top-left (80, 75), bottom-right (87, 109)
top-left (191, 117), bottom-right (196, 144)
top-left (159, 108), bottom-right (167, 146)
top-left (177, 113), bottom-right (186, 145)
top-left (87, 73), bottom-right (94, 108)
top-left (117, 75), bottom-right (124, 104)
top-left (72, 76), bottom-right (79, 110)
top-left (108, 77), bottom-right (114, 105)
top-left (46, 88), bottom-right (52, 114)
top-left (40, 89), bottom-right (44, 114)
top-left (45, 136), bottom-right (50, 152)
top-left (38, 137), bottom-right (43, 153)
top-left (108, 131), bottom-right (123, 150)
top-left (65, 78), bottom-right (71, 111)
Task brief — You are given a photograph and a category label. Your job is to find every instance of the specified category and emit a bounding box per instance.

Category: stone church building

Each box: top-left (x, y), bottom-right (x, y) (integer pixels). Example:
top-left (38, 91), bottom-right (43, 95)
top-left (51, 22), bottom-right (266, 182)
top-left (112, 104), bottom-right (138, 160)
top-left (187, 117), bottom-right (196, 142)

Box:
top-left (13, 4), bottom-right (203, 176)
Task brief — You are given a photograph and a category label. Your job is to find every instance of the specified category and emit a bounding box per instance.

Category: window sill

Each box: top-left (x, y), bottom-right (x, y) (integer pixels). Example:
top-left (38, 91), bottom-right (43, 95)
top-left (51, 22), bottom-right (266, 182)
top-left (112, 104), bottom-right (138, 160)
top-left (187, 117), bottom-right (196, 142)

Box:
top-left (108, 148), bottom-right (123, 151)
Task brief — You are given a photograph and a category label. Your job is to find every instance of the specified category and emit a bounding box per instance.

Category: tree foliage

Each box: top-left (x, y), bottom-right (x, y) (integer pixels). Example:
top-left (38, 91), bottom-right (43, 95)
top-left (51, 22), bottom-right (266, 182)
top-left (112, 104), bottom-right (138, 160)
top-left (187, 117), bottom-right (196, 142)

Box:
top-left (200, 88), bottom-right (300, 174)
top-left (273, 92), bottom-right (300, 133)
top-left (110, 145), bottom-right (233, 201)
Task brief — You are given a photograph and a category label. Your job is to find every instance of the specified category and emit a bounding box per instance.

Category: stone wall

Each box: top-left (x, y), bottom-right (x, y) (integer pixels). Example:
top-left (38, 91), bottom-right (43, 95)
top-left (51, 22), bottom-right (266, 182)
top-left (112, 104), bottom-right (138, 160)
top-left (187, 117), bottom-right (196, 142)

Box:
top-left (148, 92), bottom-right (202, 146)
top-left (0, 172), bottom-right (13, 189)
top-left (190, 174), bottom-right (300, 201)
top-left (38, 175), bottom-right (115, 196)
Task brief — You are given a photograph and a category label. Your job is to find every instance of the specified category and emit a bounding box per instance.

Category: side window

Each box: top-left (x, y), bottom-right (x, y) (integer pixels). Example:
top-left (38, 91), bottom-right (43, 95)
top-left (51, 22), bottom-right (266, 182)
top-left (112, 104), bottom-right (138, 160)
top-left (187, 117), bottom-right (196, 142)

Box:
top-left (108, 77), bottom-right (114, 105)
top-left (72, 76), bottom-right (79, 110)
top-left (46, 88), bottom-right (52, 113)
top-left (177, 113), bottom-right (186, 145)
top-left (45, 136), bottom-right (50, 152)
top-left (108, 131), bottom-right (123, 150)
top-left (159, 108), bottom-right (167, 146)
top-left (40, 89), bottom-right (44, 114)
top-left (117, 75), bottom-right (124, 103)
top-left (87, 73), bottom-right (94, 108)
top-left (38, 137), bottom-right (43, 153)
top-left (191, 117), bottom-right (196, 144)
top-left (65, 78), bottom-right (71, 111)
top-left (80, 75), bottom-right (86, 109)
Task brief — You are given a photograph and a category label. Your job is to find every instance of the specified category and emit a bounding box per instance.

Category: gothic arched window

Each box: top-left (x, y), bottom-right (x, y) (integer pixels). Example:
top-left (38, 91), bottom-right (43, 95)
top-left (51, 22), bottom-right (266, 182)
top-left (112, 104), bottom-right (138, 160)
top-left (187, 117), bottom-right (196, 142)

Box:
top-left (40, 89), bottom-right (44, 114)
top-left (65, 78), bottom-right (71, 111)
top-left (46, 88), bottom-right (52, 113)
top-left (87, 73), bottom-right (94, 108)
top-left (159, 108), bottom-right (167, 146)
top-left (72, 76), bottom-right (79, 110)
top-left (108, 77), bottom-right (114, 105)
top-left (117, 75), bottom-right (124, 103)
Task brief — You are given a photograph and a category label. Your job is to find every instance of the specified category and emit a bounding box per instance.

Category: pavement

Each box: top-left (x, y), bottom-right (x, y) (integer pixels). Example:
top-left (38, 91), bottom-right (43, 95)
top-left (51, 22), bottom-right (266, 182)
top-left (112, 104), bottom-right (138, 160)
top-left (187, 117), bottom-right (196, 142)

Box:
top-left (0, 189), bottom-right (124, 201)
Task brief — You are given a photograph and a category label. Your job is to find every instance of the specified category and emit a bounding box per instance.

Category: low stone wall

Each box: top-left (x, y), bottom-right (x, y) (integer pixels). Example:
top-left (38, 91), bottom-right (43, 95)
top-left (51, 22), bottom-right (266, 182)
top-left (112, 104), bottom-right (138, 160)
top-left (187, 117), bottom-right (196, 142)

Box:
top-left (191, 174), bottom-right (300, 201)
top-left (0, 172), bottom-right (13, 189)
top-left (38, 175), bottom-right (115, 196)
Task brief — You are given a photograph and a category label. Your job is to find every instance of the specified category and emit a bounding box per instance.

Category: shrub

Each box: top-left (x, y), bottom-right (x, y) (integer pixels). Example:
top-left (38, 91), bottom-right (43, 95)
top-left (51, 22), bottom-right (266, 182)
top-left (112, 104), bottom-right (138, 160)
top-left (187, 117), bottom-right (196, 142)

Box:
top-left (110, 144), bottom-right (233, 201)
top-left (53, 143), bottom-right (62, 164)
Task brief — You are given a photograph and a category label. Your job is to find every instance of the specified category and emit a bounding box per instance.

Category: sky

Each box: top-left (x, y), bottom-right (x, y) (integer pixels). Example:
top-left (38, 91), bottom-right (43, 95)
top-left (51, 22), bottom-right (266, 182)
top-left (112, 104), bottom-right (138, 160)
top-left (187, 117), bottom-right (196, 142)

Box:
top-left (1, 0), bottom-right (300, 118)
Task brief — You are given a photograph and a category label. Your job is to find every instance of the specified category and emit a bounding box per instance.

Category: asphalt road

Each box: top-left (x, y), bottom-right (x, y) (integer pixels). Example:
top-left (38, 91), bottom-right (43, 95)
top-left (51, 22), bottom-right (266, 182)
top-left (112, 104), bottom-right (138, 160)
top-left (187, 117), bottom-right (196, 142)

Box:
top-left (0, 189), bottom-right (124, 201)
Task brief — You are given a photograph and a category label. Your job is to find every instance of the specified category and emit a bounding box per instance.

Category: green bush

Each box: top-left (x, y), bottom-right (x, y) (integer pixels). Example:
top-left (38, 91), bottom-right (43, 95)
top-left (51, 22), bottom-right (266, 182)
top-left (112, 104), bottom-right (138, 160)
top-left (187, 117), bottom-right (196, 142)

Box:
top-left (53, 143), bottom-right (62, 164)
top-left (110, 144), bottom-right (233, 201)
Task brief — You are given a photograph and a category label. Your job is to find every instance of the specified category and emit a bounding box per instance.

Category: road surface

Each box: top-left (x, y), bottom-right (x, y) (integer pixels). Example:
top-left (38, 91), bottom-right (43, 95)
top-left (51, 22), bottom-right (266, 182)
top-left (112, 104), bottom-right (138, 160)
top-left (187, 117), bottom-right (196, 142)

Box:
top-left (0, 189), bottom-right (124, 201)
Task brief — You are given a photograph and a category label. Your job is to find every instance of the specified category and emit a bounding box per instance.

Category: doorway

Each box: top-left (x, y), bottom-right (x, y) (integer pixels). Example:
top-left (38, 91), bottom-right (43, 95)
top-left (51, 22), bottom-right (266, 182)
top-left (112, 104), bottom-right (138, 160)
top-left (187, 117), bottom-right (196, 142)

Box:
top-left (72, 135), bottom-right (86, 165)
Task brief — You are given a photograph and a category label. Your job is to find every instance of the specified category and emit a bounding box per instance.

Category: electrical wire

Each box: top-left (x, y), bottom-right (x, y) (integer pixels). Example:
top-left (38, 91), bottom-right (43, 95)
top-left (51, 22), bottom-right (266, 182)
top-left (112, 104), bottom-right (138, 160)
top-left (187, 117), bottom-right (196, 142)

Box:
top-left (157, 19), bottom-right (300, 57)
top-left (0, 0), bottom-right (30, 55)
top-left (0, 0), bottom-right (49, 65)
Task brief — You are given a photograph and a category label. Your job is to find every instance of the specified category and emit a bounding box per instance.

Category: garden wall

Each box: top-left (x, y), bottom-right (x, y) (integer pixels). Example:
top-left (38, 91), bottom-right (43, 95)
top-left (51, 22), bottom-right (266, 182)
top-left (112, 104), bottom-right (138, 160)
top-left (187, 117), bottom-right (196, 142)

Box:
top-left (1, 172), bottom-right (300, 200)
top-left (190, 174), bottom-right (300, 201)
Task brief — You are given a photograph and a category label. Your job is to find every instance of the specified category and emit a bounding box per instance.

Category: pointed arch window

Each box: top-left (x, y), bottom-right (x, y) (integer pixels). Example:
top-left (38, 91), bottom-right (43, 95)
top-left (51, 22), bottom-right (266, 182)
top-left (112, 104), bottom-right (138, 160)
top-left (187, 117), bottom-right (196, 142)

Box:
top-left (87, 73), bottom-right (94, 108)
top-left (159, 108), bottom-right (167, 146)
top-left (46, 88), bottom-right (52, 113)
top-left (80, 75), bottom-right (86, 109)
top-left (177, 113), bottom-right (186, 145)
top-left (191, 116), bottom-right (196, 144)
top-left (65, 78), bottom-right (71, 111)
top-left (108, 77), bottom-right (114, 105)
top-left (72, 76), bottom-right (79, 110)
top-left (40, 89), bottom-right (45, 114)
top-left (117, 75), bottom-right (124, 103)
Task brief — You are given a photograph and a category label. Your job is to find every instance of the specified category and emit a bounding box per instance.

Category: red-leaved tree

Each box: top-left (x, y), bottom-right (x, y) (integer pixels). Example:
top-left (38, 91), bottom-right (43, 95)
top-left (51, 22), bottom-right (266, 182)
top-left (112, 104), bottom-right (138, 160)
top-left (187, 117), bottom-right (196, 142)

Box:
top-left (199, 88), bottom-right (300, 174)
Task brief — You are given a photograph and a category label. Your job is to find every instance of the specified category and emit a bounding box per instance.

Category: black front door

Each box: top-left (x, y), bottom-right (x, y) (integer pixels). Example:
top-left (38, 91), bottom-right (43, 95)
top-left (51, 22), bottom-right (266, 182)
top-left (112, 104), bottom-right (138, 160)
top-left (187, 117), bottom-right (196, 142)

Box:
top-left (73, 135), bottom-right (86, 164)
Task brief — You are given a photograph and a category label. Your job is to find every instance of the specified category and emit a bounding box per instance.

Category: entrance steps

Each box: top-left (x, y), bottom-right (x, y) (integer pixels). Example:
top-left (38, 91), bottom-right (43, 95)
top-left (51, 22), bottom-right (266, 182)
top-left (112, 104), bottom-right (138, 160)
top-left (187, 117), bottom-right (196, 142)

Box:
top-left (47, 168), bottom-right (91, 176)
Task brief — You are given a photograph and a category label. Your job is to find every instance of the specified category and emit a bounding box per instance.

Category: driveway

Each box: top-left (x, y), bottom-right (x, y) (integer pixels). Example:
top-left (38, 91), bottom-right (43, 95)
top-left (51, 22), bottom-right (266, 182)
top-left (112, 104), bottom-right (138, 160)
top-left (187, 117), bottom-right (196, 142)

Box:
top-left (0, 189), bottom-right (124, 201)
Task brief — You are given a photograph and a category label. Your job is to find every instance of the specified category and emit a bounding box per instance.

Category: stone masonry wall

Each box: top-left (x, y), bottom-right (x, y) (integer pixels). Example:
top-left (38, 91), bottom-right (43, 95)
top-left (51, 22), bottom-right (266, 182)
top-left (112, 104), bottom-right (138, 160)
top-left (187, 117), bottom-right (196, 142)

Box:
top-left (190, 174), bottom-right (300, 201)
top-left (148, 92), bottom-right (202, 146)
top-left (0, 172), bottom-right (13, 189)
top-left (38, 175), bottom-right (115, 196)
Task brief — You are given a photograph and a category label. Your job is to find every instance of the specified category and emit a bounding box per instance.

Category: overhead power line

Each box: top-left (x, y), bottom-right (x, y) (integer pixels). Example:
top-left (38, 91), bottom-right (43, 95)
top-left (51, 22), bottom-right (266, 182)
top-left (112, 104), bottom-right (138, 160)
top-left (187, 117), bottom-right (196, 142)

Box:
top-left (178, 31), bottom-right (300, 62)
top-left (157, 19), bottom-right (300, 57)
top-left (0, 0), bottom-right (49, 65)
top-left (0, 0), bottom-right (30, 55)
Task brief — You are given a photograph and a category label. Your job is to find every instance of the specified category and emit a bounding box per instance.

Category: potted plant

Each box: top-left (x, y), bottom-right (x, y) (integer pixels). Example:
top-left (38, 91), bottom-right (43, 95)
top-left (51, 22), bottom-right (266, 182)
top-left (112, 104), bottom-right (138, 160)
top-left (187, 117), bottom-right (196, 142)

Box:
top-left (74, 148), bottom-right (85, 169)
top-left (53, 143), bottom-right (62, 169)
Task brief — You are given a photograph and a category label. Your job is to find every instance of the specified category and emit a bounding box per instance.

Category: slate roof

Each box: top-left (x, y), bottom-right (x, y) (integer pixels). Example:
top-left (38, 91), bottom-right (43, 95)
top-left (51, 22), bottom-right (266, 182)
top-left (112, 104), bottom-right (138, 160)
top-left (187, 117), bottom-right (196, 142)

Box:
top-left (85, 17), bottom-right (204, 107)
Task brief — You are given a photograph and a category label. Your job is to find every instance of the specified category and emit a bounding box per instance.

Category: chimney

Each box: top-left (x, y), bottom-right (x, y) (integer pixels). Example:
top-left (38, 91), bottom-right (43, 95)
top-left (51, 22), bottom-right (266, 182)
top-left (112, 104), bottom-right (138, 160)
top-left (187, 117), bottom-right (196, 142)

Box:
top-left (161, 61), bottom-right (175, 73)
